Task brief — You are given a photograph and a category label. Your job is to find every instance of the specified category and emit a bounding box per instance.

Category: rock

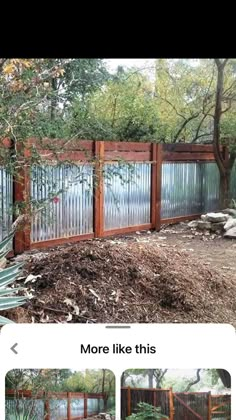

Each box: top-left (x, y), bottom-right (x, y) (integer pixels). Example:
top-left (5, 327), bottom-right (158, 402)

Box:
top-left (201, 214), bottom-right (208, 221)
top-left (224, 217), bottom-right (236, 231)
top-left (197, 221), bottom-right (212, 230)
top-left (188, 220), bottom-right (198, 228)
top-left (224, 226), bottom-right (236, 238)
top-left (206, 212), bottom-right (229, 223)
top-left (222, 208), bottom-right (236, 217)
top-left (210, 222), bottom-right (225, 232)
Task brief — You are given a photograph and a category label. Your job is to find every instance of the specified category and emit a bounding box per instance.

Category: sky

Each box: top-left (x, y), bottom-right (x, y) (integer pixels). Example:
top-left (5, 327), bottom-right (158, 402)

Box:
top-left (105, 59), bottom-right (156, 73)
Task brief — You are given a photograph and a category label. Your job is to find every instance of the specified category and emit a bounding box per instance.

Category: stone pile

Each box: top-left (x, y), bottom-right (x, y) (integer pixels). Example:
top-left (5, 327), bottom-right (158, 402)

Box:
top-left (97, 413), bottom-right (115, 420)
top-left (188, 209), bottom-right (236, 238)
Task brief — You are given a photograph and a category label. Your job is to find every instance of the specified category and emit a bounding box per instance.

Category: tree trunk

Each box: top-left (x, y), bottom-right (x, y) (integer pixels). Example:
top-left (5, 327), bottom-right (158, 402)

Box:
top-left (148, 370), bottom-right (154, 388)
top-left (213, 59), bottom-right (230, 209)
top-left (220, 170), bottom-right (231, 209)
top-left (121, 372), bottom-right (126, 387)
top-left (50, 77), bottom-right (57, 121)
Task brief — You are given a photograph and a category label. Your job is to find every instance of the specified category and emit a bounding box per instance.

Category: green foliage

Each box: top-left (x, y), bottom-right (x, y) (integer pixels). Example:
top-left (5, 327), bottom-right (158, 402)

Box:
top-left (0, 232), bottom-right (26, 325)
top-left (6, 369), bottom-right (115, 395)
top-left (6, 403), bottom-right (39, 420)
top-left (69, 69), bottom-right (157, 140)
top-left (126, 402), bottom-right (168, 420)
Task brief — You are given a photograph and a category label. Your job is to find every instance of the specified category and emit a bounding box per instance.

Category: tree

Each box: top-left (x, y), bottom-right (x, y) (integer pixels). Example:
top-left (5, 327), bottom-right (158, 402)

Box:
top-left (154, 59), bottom-right (216, 143)
top-left (213, 59), bottom-right (236, 208)
top-left (184, 369), bottom-right (201, 392)
top-left (121, 369), bottom-right (168, 389)
top-left (70, 68), bottom-right (157, 140)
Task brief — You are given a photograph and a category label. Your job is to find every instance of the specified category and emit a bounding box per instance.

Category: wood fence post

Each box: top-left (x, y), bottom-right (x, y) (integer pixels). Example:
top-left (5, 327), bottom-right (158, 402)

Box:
top-left (44, 393), bottom-right (50, 420)
top-left (13, 139), bottom-right (31, 254)
top-left (169, 388), bottom-right (174, 420)
top-left (208, 391), bottom-right (212, 420)
top-left (156, 143), bottom-right (163, 231)
top-left (84, 392), bottom-right (88, 418)
top-left (67, 392), bottom-right (71, 420)
top-left (94, 140), bottom-right (104, 237)
top-left (151, 143), bottom-right (157, 228)
top-left (127, 386), bottom-right (131, 417)
top-left (153, 389), bottom-right (157, 407)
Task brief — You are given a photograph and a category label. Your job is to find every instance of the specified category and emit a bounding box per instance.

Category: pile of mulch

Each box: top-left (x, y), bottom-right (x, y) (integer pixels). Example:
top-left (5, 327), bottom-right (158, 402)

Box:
top-left (4, 238), bottom-right (236, 324)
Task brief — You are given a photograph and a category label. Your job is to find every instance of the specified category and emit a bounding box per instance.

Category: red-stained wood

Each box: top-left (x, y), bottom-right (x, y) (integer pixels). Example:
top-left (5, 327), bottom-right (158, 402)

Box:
top-left (174, 394), bottom-right (203, 419)
top-left (121, 387), bottom-right (171, 392)
top-left (127, 387), bottom-right (131, 417)
top-left (104, 224), bottom-right (152, 237)
top-left (67, 392), bottom-right (71, 420)
top-left (153, 390), bottom-right (157, 407)
top-left (31, 233), bottom-right (94, 249)
top-left (104, 141), bottom-right (151, 151)
top-left (37, 150), bottom-right (94, 162)
top-left (169, 388), bottom-right (175, 420)
top-left (44, 394), bottom-right (50, 420)
top-left (84, 393), bottom-right (88, 418)
top-left (94, 140), bottom-right (104, 237)
top-left (150, 143), bottom-right (157, 228)
top-left (104, 151), bottom-right (151, 161)
top-left (28, 137), bottom-right (94, 151)
top-left (163, 144), bottom-right (216, 153)
top-left (163, 152), bottom-right (216, 161)
top-left (6, 389), bottom-right (106, 399)
top-left (13, 140), bottom-right (31, 254)
top-left (156, 144), bottom-right (163, 231)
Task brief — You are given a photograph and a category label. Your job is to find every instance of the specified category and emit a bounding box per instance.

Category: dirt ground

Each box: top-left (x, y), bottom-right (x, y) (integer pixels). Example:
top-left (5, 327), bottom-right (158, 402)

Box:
top-left (5, 223), bottom-right (236, 326)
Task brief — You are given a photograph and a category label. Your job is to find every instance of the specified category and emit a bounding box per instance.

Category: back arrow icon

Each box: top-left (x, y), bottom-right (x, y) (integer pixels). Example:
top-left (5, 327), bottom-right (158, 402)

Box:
top-left (10, 343), bottom-right (18, 354)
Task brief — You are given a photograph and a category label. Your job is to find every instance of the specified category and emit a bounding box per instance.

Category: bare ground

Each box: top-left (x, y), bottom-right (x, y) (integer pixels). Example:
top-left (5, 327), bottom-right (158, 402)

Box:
top-left (4, 223), bottom-right (236, 326)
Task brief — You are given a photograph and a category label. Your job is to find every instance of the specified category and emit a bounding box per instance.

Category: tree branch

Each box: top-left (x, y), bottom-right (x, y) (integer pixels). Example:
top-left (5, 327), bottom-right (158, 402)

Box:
top-left (184, 369), bottom-right (201, 392)
top-left (173, 112), bottom-right (200, 142)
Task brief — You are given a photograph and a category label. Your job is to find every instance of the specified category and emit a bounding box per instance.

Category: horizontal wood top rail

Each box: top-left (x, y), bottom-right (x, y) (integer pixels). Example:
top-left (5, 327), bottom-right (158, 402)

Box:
top-left (6, 389), bottom-right (106, 399)
top-left (162, 144), bottom-right (222, 153)
top-left (162, 152), bottom-right (216, 162)
top-left (104, 151), bottom-right (151, 161)
top-left (121, 387), bottom-right (171, 391)
top-left (104, 141), bottom-right (151, 151)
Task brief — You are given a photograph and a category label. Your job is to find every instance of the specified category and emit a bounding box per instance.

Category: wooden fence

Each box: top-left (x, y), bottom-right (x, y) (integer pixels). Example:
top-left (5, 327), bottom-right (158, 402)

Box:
top-left (121, 387), bottom-right (231, 420)
top-left (5, 389), bottom-right (107, 420)
top-left (0, 138), bottom-right (230, 254)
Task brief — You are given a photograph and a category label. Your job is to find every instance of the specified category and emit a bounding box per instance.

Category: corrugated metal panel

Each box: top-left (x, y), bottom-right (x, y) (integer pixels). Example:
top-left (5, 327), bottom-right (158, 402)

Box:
top-left (104, 163), bottom-right (151, 230)
top-left (161, 163), bottom-right (202, 218)
top-left (201, 162), bottom-right (220, 212)
top-left (5, 398), bottom-right (44, 419)
top-left (161, 162), bottom-right (220, 218)
top-left (0, 167), bottom-right (13, 242)
top-left (31, 164), bottom-right (93, 243)
top-left (230, 163), bottom-right (236, 199)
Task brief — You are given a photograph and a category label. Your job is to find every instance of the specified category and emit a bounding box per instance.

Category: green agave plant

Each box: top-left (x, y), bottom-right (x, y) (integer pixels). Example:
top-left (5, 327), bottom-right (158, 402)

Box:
top-left (0, 231), bottom-right (27, 325)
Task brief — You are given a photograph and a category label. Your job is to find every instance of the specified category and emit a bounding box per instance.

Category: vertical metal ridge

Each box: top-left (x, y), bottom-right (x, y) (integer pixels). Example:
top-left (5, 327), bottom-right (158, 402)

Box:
top-left (0, 167), bottom-right (13, 242)
top-left (161, 162), bottom-right (220, 218)
top-left (104, 163), bottom-right (151, 230)
top-left (31, 164), bottom-right (93, 242)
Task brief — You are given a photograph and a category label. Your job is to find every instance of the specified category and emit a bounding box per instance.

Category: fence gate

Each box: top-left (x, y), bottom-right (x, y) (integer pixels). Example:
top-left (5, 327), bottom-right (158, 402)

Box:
top-left (211, 395), bottom-right (231, 419)
top-left (174, 393), bottom-right (208, 420)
